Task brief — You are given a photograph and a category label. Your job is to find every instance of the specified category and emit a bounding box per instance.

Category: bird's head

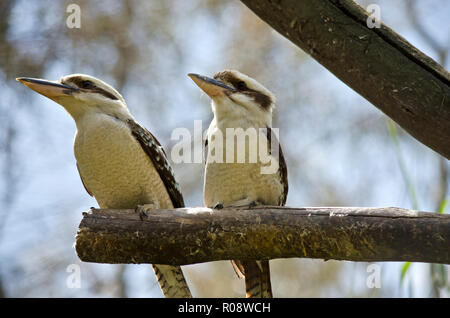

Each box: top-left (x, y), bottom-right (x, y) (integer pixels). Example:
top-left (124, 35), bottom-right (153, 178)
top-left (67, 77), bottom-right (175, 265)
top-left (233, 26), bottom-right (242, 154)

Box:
top-left (188, 70), bottom-right (275, 127)
top-left (16, 74), bottom-right (131, 122)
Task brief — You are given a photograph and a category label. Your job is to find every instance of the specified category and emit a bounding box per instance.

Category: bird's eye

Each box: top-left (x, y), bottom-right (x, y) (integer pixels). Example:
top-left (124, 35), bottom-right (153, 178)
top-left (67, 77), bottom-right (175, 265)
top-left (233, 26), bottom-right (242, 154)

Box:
top-left (80, 81), bottom-right (94, 89)
top-left (236, 81), bottom-right (247, 90)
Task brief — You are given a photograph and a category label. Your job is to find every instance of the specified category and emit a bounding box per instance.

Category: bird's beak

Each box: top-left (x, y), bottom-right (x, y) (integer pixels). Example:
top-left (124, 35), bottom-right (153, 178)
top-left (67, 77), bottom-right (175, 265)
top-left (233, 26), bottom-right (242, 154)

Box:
top-left (188, 73), bottom-right (236, 98)
top-left (16, 77), bottom-right (78, 100)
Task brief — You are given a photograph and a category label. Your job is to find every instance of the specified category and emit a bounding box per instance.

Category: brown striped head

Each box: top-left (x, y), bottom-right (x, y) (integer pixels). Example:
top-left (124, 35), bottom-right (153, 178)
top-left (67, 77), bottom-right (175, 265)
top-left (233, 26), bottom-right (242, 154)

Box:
top-left (212, 70), bottom-right (275, 111)
top-left (188, 70), bottom-right (275, 126)
top-left (60, 74), bottom-right (125, 104)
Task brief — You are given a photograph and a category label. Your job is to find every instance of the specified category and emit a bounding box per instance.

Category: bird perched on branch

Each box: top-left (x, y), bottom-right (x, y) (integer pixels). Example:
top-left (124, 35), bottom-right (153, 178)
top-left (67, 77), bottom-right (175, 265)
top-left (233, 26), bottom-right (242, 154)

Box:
top-left (17, 74), bottom-right (192, 298)
top-left (188, 70), bottom-right (288, 298)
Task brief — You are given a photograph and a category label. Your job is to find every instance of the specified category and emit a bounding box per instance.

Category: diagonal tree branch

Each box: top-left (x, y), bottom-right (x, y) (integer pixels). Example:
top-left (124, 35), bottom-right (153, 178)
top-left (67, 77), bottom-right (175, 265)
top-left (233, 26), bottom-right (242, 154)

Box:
top-left (75, 207), bottom-right (450, 266)
top-left (240, 0), bottom-right (450, 159)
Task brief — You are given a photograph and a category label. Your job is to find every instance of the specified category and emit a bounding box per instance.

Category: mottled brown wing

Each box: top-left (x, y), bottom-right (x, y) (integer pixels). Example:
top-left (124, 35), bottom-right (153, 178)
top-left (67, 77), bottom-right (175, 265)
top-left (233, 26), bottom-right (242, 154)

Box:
top-left (127, 119), bottom-right (185, 208)
top-left (266, 127), bottom-right (288, 206)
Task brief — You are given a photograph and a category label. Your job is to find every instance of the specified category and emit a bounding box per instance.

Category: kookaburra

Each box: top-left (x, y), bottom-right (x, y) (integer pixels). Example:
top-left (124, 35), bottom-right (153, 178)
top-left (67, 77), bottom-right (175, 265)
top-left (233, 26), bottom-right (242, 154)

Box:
top-left (188, 70), bottom-right (288, 298)
top-left (17, 74), bottom-right (192, 298)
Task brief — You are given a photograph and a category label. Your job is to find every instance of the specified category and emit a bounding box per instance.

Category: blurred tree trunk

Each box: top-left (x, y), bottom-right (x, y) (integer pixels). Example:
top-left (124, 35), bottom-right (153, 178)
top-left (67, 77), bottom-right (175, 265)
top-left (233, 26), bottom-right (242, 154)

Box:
top-left (0, 0), bottom-right (18, 299)
top-left (115, 264), bottom-right (127, 298)
top-left (240, 0), bottom-right (450, 159)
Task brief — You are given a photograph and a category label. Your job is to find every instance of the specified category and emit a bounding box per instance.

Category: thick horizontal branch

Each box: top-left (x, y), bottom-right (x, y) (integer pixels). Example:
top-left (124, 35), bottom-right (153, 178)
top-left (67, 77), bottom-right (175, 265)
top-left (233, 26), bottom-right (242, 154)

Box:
top-left (75, 207), bottom-right (450, 265)
top-left (241, 0), bottom-right (450, 159)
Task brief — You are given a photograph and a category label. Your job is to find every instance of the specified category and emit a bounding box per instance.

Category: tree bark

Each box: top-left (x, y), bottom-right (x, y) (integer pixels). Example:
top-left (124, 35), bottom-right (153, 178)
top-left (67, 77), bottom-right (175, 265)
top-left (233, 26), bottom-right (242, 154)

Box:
top-left (75, 207), bottom-right (450, 265)
top-left (240, 0), bottom-right (450, 159)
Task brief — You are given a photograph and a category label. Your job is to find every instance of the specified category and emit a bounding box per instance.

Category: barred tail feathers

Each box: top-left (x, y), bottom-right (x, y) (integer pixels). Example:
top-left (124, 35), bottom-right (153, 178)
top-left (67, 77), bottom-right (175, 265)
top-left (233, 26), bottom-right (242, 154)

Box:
top-left (232, 260), bottom-right (273, 298)
top-left (152, 264), bottom-right (192, 298)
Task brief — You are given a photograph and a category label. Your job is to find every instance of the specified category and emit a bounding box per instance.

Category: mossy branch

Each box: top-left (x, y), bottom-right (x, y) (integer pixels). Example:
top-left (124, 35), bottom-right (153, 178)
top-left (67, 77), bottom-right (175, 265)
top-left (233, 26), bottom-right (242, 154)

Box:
top-left (75, 206), bottom-right (450, 265)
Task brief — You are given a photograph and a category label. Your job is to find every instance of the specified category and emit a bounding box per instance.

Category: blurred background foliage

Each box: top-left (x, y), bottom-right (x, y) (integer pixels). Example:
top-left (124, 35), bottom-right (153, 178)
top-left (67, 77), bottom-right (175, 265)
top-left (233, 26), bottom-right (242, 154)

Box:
top-left (0, 0), bottom-right (448, 297)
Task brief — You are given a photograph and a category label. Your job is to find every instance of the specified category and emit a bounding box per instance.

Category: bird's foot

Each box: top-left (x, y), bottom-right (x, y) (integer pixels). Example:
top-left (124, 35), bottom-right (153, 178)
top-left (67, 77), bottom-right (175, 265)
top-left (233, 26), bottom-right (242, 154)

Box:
top-left (135, 203), bottom-right (158, 221)
top-left (248, 200), bottom-right (262, 208)
top-left (213, 202), bottom-right (224, 210)
top-left (235, 200), bottom-right (263, 209)
top-left (212, 200), bottom-right (261, 210)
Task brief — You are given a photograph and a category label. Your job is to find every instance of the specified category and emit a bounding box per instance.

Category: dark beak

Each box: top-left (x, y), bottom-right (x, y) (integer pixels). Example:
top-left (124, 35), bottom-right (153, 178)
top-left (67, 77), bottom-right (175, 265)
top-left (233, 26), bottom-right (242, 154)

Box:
top-left (188, 73), bottom-right (236, 98)
top-left (16, 77), bottom-right (78, 99)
